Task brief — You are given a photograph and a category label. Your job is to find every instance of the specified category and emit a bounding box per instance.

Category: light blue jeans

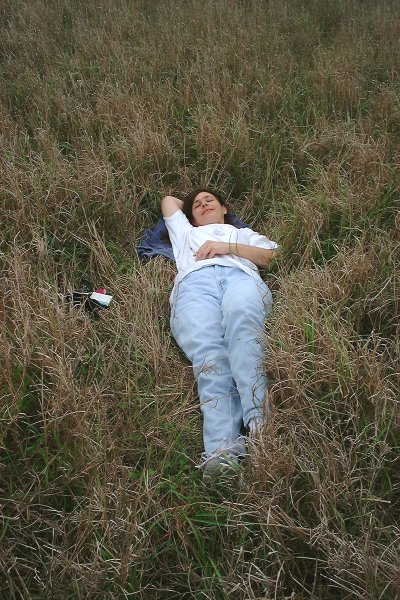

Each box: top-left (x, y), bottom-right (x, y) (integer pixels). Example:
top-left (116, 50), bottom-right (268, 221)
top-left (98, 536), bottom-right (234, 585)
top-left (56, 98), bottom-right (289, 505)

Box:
top-left (170, 265), bottom-right (272, 456)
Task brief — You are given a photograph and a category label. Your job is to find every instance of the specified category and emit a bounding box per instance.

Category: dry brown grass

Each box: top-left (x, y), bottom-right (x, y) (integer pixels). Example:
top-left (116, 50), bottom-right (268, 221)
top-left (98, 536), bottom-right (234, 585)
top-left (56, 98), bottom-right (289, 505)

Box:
top-left (1, 0), bottom-right (399, 598)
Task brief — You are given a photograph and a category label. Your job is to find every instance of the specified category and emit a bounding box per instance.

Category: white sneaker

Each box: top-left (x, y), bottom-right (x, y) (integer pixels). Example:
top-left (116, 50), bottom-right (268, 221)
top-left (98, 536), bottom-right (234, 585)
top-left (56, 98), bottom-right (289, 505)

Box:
top-left (198, 450), bottom-right (242, 483)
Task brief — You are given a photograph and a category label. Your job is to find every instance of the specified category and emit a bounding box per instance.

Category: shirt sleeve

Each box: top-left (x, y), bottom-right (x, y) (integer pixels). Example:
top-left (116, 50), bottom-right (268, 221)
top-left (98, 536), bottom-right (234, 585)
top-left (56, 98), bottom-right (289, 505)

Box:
top-left (163, 209), bottom-right (192, 260)
top-left (239, 228), bottom-right (280, 250)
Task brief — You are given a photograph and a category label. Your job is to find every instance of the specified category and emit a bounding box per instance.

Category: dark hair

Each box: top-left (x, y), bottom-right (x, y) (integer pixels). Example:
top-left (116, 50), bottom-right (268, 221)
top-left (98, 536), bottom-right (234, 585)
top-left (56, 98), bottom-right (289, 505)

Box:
top-left (182, 188), bottom-right (233, 225)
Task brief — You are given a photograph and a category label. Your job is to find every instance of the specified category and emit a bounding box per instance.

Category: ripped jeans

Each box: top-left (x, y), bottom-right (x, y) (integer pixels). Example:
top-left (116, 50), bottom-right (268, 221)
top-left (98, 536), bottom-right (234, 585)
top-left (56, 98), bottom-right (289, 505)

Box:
top-left (170, 265), bottom-right (272, 456)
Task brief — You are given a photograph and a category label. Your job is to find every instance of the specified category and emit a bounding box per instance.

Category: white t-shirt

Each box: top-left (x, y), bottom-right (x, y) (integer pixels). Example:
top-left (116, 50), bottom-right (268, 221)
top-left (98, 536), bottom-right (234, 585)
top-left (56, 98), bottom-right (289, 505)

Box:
top-left (164, 209), bottom-right (279, 306)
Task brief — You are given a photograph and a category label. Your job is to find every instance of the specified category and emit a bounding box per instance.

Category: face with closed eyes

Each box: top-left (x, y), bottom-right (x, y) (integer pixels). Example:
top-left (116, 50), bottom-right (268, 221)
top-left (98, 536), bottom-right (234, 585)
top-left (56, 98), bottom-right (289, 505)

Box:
top-left (191, 191), bottom-right (227, 226)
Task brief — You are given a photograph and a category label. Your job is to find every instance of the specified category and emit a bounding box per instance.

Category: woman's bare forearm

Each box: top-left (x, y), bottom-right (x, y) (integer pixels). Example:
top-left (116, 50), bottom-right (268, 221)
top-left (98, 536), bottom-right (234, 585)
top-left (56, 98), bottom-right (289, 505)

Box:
top-left (229, 243), bottom-right (278, 267)
top-left (161, 195), bottom-right (183, 217)
top-left (195, 240), bottom-right (278, 267)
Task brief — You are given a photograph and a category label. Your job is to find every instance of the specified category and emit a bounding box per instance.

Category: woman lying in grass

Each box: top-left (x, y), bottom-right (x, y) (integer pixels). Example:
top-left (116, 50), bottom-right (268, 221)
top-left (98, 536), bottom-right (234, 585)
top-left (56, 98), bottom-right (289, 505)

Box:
top-left (161, 189), bottom-right (278, 481)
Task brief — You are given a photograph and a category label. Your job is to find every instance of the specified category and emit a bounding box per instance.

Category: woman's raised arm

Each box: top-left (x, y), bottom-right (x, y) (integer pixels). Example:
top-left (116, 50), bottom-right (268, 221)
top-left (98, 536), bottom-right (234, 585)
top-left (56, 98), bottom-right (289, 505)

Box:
top-left (161, 195), bottom-right (184, 217)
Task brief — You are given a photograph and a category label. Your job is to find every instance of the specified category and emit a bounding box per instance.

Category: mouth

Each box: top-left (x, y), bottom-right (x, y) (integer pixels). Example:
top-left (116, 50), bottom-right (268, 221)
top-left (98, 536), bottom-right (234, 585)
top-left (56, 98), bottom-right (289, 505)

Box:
top-left (202, 208), bottom-right (213, 215)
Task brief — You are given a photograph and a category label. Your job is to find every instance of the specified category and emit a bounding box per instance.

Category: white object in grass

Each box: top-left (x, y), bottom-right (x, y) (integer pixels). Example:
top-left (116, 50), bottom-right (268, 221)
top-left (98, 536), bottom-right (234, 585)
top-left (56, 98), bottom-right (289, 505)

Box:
top-left (90, 292), bottom-right (113, 307)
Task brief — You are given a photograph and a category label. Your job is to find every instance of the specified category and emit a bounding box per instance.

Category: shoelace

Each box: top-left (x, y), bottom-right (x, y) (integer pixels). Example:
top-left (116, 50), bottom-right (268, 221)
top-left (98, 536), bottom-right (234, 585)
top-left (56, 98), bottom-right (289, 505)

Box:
top-left (196, 438), bottom-right (248, 469)
top-left (196, 450), bottom-right (237, 469)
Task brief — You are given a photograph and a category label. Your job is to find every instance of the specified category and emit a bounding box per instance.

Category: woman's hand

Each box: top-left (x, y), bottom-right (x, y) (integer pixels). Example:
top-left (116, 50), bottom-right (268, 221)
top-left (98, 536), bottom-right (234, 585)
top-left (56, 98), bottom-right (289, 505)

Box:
top-left (194, 241), bottom-right (229, 261)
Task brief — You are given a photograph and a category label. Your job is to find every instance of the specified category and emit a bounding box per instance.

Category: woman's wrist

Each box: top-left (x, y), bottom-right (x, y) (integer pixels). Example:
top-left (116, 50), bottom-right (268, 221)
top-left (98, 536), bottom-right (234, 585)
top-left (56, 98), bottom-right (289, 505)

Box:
top-left (226, 242), bottom-right (276, 267)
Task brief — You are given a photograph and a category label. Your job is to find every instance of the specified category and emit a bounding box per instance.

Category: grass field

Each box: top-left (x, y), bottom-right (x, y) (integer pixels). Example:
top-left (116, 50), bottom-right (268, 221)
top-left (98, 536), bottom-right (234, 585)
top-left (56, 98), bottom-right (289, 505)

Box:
top-left (0, 0), bottom-right (399, 598)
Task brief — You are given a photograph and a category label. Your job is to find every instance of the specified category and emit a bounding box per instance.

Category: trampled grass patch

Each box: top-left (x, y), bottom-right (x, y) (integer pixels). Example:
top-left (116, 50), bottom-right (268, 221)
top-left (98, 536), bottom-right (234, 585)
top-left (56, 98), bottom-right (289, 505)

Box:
top-left (1, 0), bottom-right (398, 598)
